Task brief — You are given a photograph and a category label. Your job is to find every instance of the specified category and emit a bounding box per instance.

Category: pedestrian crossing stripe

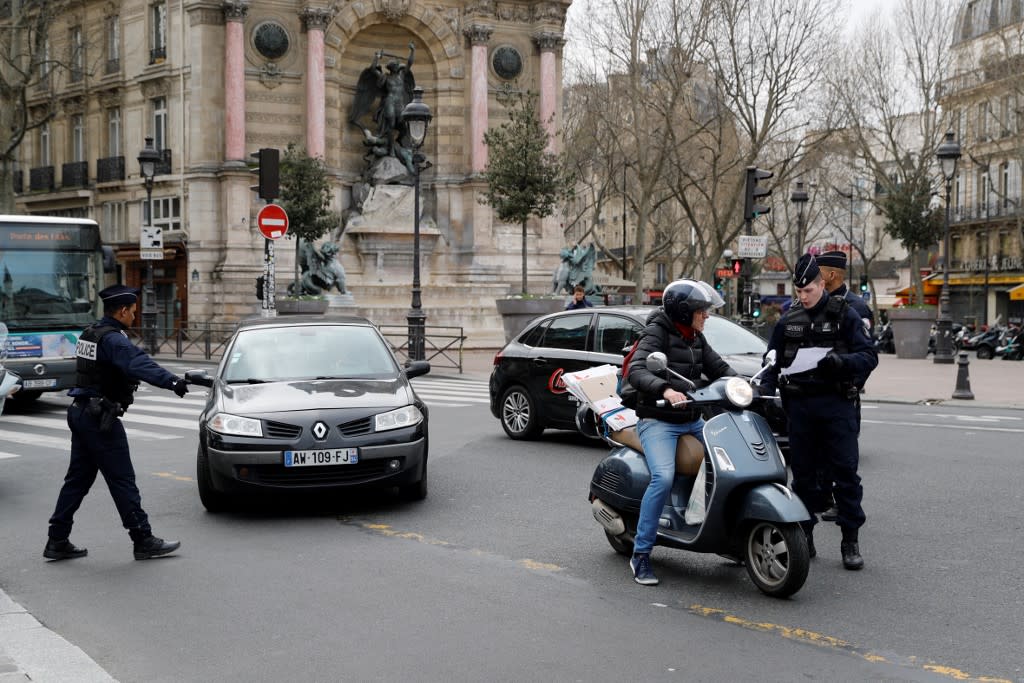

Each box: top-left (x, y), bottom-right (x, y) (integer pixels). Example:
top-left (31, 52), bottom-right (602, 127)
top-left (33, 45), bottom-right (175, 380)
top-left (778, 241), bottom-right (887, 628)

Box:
top-left (0, 452), bottom-right (19, 459)
top-left (0, 413), bottom-right (180, 440)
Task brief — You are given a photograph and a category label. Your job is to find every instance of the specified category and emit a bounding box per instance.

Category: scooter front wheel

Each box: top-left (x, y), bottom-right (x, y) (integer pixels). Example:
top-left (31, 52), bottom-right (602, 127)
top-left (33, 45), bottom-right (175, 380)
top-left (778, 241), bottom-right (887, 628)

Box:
top-left (743, 521), bottom-right (809, 598)
top-left (604, 531), bottom-right (634, 556)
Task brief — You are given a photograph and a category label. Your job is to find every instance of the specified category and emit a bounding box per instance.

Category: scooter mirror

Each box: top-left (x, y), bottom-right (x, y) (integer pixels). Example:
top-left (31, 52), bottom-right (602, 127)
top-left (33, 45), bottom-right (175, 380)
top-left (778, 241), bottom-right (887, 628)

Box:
top-left (646, 352), bottom-right (668, 373)
top-left (764, 349), bottom-right (777, 367)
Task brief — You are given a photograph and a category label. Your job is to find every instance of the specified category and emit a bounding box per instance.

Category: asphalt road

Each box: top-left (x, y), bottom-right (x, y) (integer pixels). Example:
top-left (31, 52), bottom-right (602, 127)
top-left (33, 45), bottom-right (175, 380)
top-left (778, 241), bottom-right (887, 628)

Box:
top-left (1, 380), bottom-right (1022, 682)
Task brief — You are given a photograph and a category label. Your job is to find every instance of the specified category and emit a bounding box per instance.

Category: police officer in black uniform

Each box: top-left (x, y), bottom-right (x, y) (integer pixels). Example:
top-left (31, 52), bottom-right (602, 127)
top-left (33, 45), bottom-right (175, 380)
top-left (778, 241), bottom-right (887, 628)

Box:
top-left (44, 285), bottom-right (187, 561)
top-left (814, 250), bottom-right (876, 521)
top-left (761, 254), bottom-right (878, 570)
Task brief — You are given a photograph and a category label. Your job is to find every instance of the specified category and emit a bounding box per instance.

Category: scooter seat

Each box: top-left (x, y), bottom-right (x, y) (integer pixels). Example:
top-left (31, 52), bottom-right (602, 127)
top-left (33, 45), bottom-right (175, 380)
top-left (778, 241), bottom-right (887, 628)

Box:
top-left (609, 427), bottom-right (704, 476)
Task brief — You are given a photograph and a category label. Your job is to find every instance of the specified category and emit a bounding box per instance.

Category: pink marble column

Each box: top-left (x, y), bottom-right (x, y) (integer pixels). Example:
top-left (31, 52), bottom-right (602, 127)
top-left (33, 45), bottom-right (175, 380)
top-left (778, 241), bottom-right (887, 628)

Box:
top-left (534, 33), bottom-right (564, 153)
top-left (223, 2), bottom-right (248, 162)
top-left (464, 25), bottom-right (493, 173)
top-left (302, 9), bottom-right (332, 159)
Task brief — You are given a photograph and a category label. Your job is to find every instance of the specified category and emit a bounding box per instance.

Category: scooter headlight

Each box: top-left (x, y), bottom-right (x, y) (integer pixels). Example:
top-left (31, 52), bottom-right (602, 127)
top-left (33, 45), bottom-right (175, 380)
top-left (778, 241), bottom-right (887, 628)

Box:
top-left (724, 377), bottom-right (753, 408)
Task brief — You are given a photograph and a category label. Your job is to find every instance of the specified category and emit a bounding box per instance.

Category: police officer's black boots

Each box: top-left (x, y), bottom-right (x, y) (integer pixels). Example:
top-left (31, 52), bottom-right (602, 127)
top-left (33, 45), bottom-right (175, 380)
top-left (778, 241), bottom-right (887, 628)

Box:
top-left (840, 529), bottom-right (863, 571)
top-left (805, 531), bottom-right (816, 559)
top-left (43, 538), bottom-right (88, 561)
top-left (133, 535), bottom-right (181, 560)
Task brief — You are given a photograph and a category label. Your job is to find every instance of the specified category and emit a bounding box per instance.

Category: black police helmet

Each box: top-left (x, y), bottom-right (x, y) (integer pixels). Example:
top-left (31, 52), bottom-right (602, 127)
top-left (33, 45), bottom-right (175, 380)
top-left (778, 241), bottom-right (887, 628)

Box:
top-left (662, 279), bottom-right (725, 326)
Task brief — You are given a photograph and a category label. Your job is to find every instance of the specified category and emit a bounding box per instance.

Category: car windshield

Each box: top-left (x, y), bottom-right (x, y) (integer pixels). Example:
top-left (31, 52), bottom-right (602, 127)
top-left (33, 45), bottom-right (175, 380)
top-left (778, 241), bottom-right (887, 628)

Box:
top-left (222, 324), bottom-right (399, 382)
top-left (702, 316), bottom-right (767, 355)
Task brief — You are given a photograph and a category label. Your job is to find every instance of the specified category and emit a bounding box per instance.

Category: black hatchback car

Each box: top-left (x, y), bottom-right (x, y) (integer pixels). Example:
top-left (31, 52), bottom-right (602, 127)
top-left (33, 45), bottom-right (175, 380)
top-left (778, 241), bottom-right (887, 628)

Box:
top-left (186, 316), bottom-right (430, 511)
top-left (489, 306), bottom-right (786, 443)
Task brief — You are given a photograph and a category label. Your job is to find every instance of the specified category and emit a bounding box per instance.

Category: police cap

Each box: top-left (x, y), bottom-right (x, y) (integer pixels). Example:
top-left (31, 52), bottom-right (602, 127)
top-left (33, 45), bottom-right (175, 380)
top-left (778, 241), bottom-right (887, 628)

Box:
top-left (793, 253), bottom-right (820, 288)
top-left (816, 250), bottom-right (847, 270)
top-left (99, 284), bottom-right (140, 309)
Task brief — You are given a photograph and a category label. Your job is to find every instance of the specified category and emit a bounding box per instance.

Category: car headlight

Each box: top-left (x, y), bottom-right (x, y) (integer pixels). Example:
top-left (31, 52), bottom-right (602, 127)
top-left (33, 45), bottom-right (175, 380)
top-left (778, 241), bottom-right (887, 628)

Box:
top-left (724, 377), bottom-right (753, 408)
top-left (209, 412), bottom-right (263, 437)
top-left (375, 405), bottom-right (423, 432)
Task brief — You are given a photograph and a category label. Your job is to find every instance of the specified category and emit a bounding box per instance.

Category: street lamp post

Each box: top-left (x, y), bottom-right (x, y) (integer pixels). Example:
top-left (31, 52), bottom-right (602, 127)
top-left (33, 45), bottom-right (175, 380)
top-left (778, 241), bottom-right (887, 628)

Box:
top-left (622, 160), bottom-right (628, 279)
top-left (401, 87), bottom-right (432, 362)
top-left (934, 130), bottom-right (962, 365)
top-left (137, 137), bottom-right (161, 355)
top-left (790, 179), bottom-right (808, 256)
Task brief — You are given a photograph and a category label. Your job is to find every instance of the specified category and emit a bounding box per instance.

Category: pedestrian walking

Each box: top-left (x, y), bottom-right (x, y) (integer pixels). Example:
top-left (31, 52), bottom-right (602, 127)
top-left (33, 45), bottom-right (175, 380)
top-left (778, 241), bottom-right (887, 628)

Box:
top-left (760, 254), bottom-right (878, 570)
top-left (44, 285), bottom-right (187, 561)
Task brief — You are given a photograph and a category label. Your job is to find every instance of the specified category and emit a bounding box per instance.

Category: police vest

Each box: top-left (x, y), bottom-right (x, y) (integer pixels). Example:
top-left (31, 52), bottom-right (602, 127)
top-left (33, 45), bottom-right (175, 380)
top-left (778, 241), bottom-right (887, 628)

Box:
top-left (780, 296), bottom-right (851, 371)
top-left (75, 324), bottom-right (138, 407)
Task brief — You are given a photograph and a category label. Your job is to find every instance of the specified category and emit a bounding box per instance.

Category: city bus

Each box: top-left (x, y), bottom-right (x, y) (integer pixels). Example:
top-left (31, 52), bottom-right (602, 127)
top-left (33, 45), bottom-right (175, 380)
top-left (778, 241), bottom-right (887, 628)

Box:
top-left (0, 215), bottom-right (114, 401)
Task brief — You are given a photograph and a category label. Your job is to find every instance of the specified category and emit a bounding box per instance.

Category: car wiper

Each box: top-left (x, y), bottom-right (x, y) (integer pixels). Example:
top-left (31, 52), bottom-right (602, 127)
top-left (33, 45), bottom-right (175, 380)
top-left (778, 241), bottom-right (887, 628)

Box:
top-left (226, 378), bottom-right (268, 384)
top-left (314, 375), bottom-right (353, 380)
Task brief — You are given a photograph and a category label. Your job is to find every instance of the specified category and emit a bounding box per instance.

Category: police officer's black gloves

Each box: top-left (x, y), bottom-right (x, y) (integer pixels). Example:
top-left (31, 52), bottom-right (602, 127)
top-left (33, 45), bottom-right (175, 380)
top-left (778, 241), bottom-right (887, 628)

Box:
top-left (817, 351), bottom-right (844, 375)
top-left (172, 379), bottom-right (188, 398)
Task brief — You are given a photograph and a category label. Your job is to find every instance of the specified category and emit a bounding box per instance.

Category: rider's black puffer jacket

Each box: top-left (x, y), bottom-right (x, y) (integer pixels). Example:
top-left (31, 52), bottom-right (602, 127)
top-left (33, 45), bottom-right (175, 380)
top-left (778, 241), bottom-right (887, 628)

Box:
top-left (627, 309), bottom-right (735, 424)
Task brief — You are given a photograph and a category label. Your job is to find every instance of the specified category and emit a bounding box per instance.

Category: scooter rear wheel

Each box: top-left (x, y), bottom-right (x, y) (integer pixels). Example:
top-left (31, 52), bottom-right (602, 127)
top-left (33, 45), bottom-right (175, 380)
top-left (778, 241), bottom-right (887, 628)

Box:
top-left (743, 521), bottom-right (809, 598)
top-left (604, 531), bottom-right (634, 556)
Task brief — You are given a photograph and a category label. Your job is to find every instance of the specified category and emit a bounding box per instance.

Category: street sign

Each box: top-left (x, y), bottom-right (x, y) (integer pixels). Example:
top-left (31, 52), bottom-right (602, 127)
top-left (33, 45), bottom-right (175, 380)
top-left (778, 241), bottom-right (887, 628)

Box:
top-left (737, 235), bottom-right (768, 258)
top-left (257, 204), bottom-right (289, 240)
top-left (141, 225), bottom-right (163, 249)
top-left (140, 249), bottom-right (163, 260)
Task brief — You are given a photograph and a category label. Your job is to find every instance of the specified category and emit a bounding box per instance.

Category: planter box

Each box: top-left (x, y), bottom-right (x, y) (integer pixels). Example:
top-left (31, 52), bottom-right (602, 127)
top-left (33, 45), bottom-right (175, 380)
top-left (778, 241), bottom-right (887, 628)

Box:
top-left (495, 297), bottom-right (566, 343)
top-left (275, 298), bottom-right (329, 315)
top-left (889, 307), bottom-right (934, 359)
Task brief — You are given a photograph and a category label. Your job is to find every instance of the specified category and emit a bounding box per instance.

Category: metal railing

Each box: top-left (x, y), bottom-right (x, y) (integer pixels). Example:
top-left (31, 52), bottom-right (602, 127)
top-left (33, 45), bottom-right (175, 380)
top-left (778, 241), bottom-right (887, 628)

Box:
top-left (377, 325), bottom-right (466, 372)
top-left (97, 156), bottom-right (125, 182)
top-left (62, 161), bottom-right (88, 188)
top-left (29, 166), bottom-right (55, 192)
top-left (124, 322), bottom-right (237, 361)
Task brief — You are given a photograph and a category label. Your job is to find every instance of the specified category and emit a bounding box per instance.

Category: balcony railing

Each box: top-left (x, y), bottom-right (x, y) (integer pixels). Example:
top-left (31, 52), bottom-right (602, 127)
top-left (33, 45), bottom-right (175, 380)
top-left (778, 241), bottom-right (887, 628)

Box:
top-left (105, 58), bottom-right (119, 75)
top-left (950, 200), bottom-right (1024, 224)
top-left (97, 156), bottom-right (125, 182)
top-left (29, 166), bottom-right (55, 192)
top-left (149, 46), bottom-right (166, 64)
top-left (156, 148), bottom-right (172, 175)
top-left (12, 169), bottom-right (22, 194)
top-left (62, 161), bottom-right (88, 188)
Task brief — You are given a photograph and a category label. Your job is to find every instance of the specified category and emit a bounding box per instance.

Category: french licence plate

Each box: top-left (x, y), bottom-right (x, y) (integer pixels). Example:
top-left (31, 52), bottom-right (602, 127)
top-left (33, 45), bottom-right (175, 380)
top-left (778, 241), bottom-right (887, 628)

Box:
top-left (283, 448), bottom-right (359, 467)
top-left (23, 379), bottom-right (57, 389)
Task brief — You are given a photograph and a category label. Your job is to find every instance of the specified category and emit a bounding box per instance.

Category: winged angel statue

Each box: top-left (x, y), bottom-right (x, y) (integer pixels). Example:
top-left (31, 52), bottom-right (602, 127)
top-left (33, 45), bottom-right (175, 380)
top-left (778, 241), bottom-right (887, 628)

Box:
top-left (348, 42), bottom-right (417, 175)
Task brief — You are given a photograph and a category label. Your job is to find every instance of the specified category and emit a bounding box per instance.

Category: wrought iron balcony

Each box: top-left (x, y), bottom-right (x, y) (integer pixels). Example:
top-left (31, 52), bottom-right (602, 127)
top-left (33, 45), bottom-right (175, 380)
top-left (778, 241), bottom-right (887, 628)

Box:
top-left (150, 46), bottom-right (166, 64)
top-left (105, 58), bottom-right (120, 75)
top-left (97, 156), bottom-right (125, 182)
top-left (62, 161), bottom-right (88, 188)
top-left (950, 200), bottom-right (1024, 224)
top-left (29, 166), bottom-right (55, 192)
top-left (12, 169), bottom-right (22, 194)
top-left (156, 149), bottom-right (172, 175)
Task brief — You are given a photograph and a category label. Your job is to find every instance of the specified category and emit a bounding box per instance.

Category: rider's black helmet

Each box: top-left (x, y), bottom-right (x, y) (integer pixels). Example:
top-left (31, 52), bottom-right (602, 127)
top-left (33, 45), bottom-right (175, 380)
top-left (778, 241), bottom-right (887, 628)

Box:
top-left (662, 279), bottom-right (725, 326)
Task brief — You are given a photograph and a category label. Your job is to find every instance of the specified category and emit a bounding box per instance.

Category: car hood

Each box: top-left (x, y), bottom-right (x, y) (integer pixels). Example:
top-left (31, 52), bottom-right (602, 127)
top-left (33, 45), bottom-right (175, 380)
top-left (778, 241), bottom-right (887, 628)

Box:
top-left (721, 353), bottom-right (766, 378)
top-left (215, 377), bottom-right (412, 414)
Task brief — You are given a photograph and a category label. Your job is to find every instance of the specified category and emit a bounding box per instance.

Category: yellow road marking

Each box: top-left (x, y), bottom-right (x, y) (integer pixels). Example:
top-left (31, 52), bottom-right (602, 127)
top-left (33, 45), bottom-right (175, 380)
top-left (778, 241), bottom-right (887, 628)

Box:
top-left (688, 604), bottom-right (1011, 682)
top-left (152, 471), bottom-right (193, 482)
top-left (340, 519), bottom-right (564, 573)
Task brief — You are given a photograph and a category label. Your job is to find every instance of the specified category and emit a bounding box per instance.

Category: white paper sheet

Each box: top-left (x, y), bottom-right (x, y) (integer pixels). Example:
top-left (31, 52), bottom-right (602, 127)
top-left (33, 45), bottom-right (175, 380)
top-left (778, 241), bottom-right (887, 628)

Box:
top-left (779, 346), bottom-right (830, 376)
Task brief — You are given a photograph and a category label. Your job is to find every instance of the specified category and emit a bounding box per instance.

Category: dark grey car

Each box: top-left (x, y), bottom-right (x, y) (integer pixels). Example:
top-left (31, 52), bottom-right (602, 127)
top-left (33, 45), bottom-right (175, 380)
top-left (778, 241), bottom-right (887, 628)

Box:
top-left (186, 316), bottom-right (430, 511)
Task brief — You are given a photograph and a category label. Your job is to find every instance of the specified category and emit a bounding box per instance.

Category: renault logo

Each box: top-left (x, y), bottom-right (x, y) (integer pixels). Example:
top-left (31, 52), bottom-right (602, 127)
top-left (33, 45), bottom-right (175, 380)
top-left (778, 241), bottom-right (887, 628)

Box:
top-left (312, 421), bottom-right (329, 440)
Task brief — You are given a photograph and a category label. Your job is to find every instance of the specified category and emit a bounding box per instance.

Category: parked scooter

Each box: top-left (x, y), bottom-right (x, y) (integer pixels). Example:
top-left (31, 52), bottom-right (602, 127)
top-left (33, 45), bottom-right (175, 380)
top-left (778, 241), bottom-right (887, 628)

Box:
top-left (963, 324), bottom-right (1005, 360)
top-left (875, 321), bottom-right (895, 354)
top-left (996, 326), bottom-right (1023, 361)
top-left (0, 323), bottom-right (23, 417)
top-left (587, 350), bottom-right (811, 598)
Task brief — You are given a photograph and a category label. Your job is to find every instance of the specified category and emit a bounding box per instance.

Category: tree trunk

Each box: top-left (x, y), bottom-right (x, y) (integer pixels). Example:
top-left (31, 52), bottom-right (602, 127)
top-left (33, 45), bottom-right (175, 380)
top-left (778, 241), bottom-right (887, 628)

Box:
top-left (0, 157), bottom-right (15, 214)
top-left (909, 249), bottom-right (924, 306)
top-left (294, 237), bottom-right (302, 296)
top-left (520, 219), bottom-right (528, 294)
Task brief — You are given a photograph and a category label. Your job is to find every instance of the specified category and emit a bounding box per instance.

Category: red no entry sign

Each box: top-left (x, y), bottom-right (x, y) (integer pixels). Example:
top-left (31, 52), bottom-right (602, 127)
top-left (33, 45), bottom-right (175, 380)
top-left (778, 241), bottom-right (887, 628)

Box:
top-left (257, 204), bottom-right (289, 240)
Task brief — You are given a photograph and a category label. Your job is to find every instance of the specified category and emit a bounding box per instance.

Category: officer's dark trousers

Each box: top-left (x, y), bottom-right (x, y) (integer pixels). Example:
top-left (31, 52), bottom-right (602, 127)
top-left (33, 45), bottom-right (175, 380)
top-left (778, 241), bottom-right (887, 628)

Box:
top-left (783, 392), bottom-right (865, 534)
top-left (48, 403), bottom-right (151, 542)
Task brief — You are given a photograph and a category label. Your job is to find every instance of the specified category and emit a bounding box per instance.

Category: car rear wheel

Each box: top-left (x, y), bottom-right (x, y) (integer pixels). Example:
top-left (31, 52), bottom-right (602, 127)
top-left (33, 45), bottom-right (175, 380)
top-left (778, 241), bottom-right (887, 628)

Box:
top-left (197, 445), bottom-right (232, 513)
top-left (500, 386), bottom-right (543, 439)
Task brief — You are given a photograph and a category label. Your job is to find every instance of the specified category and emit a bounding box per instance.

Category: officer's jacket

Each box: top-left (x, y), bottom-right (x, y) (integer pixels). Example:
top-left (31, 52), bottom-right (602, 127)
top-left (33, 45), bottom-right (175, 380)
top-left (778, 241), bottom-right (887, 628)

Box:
top-left (833, 283), bottom-right (874, 328)
top-left (761, 292), bottom-right (877, 395)
top-left (71, 316), bottom-right (178, 406)
top-left (627, 309), bottom-right (735, 423)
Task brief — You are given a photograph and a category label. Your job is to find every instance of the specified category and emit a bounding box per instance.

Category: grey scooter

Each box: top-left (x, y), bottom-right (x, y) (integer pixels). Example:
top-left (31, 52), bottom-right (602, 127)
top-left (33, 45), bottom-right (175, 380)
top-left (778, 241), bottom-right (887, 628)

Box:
top-left (587, 351), bottom-right (811, 598)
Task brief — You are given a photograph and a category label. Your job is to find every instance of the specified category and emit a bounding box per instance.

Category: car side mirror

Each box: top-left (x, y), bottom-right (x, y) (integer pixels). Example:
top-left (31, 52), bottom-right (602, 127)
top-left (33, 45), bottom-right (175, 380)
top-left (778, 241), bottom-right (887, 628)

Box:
top-left (404, 360), bottom-right (430, 379)
top-left (184, 369), bottom-right (214, 388)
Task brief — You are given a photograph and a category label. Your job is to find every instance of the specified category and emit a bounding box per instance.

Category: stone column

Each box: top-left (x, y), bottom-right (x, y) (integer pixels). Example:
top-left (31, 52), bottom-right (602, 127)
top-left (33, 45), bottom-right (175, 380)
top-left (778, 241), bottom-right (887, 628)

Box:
top-left (533, 32), bottom-right (564, 152)
top-left (301, 8), bottom-right (333, 159)
top-left (223, 2), bottom-right (248, 162)
top-left (464, 25), bottom-right (493, 173)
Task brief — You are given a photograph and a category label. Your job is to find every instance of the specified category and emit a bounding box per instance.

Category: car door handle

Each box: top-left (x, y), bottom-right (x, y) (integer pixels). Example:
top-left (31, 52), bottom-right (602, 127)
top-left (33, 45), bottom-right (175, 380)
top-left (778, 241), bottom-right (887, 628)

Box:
top-left (532, 357), bottom-right (549, 365)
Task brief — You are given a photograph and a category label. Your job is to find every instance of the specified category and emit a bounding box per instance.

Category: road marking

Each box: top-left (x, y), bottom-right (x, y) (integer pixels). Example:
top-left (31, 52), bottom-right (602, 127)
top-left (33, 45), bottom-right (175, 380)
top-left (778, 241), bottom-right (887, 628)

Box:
top-left (153, 471), bottom-right (193, 482)
top-left (912, 413), bottom-right (1021, 423)
top-left (120, 413), bottom-right (198, 430)
top-left (0, 414), bottom-right (179, 440)
top-left (687, 604), bottom-right (1011, 682)
top-left (0, 451), bottom-right (20, 460)
top-left (0, 430), bottom-right (70, 450)
top-left (863, 419), bottom-right (1024, 434)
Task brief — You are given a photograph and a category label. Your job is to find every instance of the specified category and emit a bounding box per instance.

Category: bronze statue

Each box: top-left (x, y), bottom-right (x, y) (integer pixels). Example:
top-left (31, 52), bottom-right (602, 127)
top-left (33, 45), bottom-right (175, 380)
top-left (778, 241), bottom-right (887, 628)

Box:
top-left (552, 244), bottom-right (600, 295)
top-left (349, 42), bottom-right (416, 172)
top-left (288, 240), bottom-right (347, 296)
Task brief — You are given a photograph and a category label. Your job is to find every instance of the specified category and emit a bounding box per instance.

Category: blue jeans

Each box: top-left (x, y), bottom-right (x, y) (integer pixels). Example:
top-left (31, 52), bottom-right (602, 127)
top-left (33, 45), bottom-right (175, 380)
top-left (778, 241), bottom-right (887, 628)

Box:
top-left (633, 417), bottom-right (705, 555)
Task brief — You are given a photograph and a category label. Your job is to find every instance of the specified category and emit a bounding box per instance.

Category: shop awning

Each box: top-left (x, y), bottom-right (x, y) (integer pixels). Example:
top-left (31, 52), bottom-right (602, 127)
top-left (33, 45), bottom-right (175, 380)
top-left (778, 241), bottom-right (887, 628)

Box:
top-left (1010, 283), bottom-right (1024, 301)
top-left (892, 279), bottom-right (942, 298)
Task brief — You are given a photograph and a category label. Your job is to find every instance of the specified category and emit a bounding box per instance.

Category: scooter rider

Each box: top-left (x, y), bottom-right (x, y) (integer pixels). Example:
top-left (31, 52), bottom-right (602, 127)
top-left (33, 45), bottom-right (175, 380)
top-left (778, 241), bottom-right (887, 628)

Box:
top-left (760, 254), bottom-right (878, 570)
top-left (624, 279), bottom-right (735, 585)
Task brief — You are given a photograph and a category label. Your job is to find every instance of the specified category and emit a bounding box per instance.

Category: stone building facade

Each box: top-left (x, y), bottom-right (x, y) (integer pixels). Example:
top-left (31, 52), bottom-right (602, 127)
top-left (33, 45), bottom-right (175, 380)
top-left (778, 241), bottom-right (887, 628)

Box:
top-left (11, 0), bottom-right (572, 345)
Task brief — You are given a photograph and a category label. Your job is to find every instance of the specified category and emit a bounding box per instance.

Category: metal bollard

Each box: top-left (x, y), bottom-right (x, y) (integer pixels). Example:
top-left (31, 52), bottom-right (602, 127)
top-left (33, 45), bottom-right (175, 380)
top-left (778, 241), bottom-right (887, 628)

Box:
top-left (952, 351), bottom-right (975, 400)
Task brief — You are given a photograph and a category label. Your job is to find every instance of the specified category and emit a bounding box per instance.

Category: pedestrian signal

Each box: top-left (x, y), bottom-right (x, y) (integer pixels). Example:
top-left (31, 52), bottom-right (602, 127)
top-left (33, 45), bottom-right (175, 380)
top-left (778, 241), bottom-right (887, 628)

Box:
top-left (731, 258), bottom-right (743, 275)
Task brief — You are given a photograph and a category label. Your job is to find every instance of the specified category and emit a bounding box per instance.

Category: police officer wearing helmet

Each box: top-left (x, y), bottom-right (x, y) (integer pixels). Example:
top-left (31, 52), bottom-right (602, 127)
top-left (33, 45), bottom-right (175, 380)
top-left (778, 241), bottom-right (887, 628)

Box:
top-left (760, 254), bottom-right (878, 570)
top-left (44, 285), bottom-right (188, 562)
top-left (624, 279), bottom-right (736, 585)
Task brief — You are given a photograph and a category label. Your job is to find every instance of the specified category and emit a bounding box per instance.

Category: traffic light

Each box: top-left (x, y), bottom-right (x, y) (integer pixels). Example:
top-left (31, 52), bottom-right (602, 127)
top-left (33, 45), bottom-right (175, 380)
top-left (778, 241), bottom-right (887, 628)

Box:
top-left (250, 148), bottom-right (280, 200)
top-left (743, 166), bottom-right (773, 222)
top-left (751, 296), bottom-right (762, 319)
top-left (714, 276), bottom-right (724, 291)
top-left (731, 258), bottom-right (743, 275)
top-left (859, 274), bottom-right (869, 293)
